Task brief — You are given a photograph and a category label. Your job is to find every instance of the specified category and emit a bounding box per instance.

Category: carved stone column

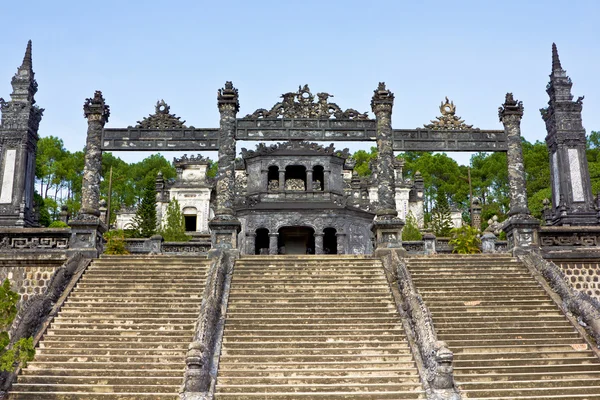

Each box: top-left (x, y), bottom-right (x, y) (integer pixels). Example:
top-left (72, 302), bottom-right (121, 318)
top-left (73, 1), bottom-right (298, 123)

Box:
top-left (269, 233), bottom-right (279, 255)
top-left (209, 82), bottom-right (241, 251)
top-left (323, 170), bottom-right (330, 192)
top-left (246, 233), bottom-right (256, 255)
top-left (370, 83), bottom-right (405, 254)
top-left (499, 93), bottom-right (539, 252)
top-left (279, 170), bottom-right (285, 191)
top-left (306, 169), bottom-right (313, 192)
top-left (68, 91), bottom-right (109, 258)
top-left (314, 233), bottom-right (324, 255)
top-left (471, 198), bottom-right (482, 231)
top-left (261, 169), bottom-right (268, 191)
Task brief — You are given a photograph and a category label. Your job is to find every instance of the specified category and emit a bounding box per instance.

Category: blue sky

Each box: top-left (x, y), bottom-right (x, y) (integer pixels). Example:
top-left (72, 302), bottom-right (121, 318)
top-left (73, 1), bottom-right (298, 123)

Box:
top-left (1, 0), bottom-right (598, 166)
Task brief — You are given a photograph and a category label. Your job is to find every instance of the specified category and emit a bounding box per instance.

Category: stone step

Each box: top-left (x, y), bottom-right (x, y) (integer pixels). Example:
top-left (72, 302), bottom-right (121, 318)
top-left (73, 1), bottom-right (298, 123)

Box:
top-left (213, 392), bottom-right (424, 399)
top-left (8, 393), bottom-right (178, 399)
top-left (215, 382), bottom-right (423, 393)
top-left (40, 341), bottom-right (188, 350)
top-left (25, 361), bottom-right (184, 370)
top-left (21, 368), bottom-right (183, 377)
top-left (36, 348), bottom-right (186, 357)
top-left (11, 383), bottom-right (178, 393)
top-left (219, 368), bottom-right (420, 377)
top-left (16, 376), bottom-right (181, 385)
top-left (221, 347), bottom-right (412, 356)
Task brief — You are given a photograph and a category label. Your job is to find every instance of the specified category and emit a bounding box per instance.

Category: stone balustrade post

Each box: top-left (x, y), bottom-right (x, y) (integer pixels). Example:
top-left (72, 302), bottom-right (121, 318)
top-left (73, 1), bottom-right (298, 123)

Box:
top-left (335, 232), bottom-right (346, 255)
top-left (481, 233), bottom-right (497, 253)
top-left (423, 233), bottom-right (436, 255)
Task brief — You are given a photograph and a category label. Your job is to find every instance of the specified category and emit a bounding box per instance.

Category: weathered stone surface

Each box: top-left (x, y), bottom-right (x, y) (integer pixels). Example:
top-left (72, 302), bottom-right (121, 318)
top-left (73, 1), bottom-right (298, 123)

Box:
top-left (81, 91), bottom-right (109, 218)
top-left (542, 44), bottom-right (597, 225)
top-left (0, 41), bottom-right (43, 227)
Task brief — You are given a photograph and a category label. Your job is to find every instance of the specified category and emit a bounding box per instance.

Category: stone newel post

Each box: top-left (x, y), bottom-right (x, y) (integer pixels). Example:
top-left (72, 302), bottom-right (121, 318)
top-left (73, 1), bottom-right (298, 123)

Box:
top-left (370, 83), bottom-right (405, 254)
top-left (209, 82), bottom-right (241, 252)
top-left (68, 91), bottom-right (110, 258)
top-left (499, 93), bottom-right (539, 252)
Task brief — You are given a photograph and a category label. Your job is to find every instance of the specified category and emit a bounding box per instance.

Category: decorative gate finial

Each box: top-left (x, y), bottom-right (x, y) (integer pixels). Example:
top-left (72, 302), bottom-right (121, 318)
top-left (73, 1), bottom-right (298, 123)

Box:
top-left (244, 85), bottom-right (369, 120)
top-left (135, 100), bottom-right (187, 129)
top-left (424, 97), bottom-right (474, 130)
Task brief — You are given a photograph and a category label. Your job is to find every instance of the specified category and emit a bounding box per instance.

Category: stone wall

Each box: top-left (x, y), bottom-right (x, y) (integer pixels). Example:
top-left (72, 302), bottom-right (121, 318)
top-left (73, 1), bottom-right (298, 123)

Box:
top-left (0, 254), bottom-right (66, 302)
top-left (552, 260), bottom-right (600, 301)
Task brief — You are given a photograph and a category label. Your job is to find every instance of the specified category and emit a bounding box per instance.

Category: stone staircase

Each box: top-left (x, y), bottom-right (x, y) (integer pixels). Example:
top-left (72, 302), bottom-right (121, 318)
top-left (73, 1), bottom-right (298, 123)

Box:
top-left (9, 255), bottom-right (210, 400)
top-left (215, 255), bottom-right (425, 399)
top-left (407, 254), bottom-right (600, 399)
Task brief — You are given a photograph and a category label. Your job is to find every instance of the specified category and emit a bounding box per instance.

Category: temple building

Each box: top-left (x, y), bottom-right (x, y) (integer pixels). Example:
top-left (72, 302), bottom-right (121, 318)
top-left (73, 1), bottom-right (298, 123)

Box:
top-left (116, 141), bottom-right (425, 254)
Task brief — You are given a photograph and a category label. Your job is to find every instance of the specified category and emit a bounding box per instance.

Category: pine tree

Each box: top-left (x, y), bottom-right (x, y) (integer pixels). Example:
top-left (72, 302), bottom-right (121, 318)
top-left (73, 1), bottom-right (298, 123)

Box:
top-left (132, 182), bottom-right (157, 238)
top-left (160, 199), bottom-right (190, 242)
top-left (430, 189), bottom-right (453, 237)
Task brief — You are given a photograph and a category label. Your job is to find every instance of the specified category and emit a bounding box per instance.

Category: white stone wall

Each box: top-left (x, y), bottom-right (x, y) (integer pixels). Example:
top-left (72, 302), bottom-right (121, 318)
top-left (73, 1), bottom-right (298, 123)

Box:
top-left (115, 212), bottom-right (136, 230)
top-left (167, 187), bottom-right (212, 233)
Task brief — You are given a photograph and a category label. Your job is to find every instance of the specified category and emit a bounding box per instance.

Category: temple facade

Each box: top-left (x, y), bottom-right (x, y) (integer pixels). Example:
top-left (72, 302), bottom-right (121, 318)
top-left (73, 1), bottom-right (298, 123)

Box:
top-left (117, 141), bottom-right (424, 254)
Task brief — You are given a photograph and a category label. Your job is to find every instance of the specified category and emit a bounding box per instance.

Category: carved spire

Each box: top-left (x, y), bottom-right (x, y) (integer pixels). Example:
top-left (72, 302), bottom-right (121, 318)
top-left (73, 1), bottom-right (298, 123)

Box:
top-left (551, 42), bottom-right (562, 73)
top-left (499, 93), bottom-right (524, 122)
top-left (9, 40), bottom-right (37, 104)
top-left (218, 81), bottom-right (240, 113)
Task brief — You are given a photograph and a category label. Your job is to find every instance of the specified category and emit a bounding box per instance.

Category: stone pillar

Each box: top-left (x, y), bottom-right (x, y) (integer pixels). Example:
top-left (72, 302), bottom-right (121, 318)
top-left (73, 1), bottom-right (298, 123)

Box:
top-left (314, 232), bottom-right (324, 255)
top-left (423, 233), bottom-right (436, 255)
top-left (306, 169), bottom-right (313, 192)
top-left (335, 233), bottom-right (346, 255)
top-left (99, 200), bottom-right (108, 224)
top-left (68, 91), bottom-right (109, 258)
top-left (279, 170), bottom-right (285, 191)
top-left (370, 83), bottom-right (405, 254)
top-left (499, 93), bottom-right (539, 252)
top-left (471, 197), bottom-right (482, 231)
top-left (209, 82), bottom-right (241, 252)
top-left (261, 169), bottom-right (268, 191)
top-left (323, 170), bottom-right (330, 192)
top-left (269, 233), bottom-right (279, 255)
top-left (246, 233), bottom-right (256, 255)
top-left (80, 91), bottom-right (108, 217)
top-left (59, 205), bottom-right (69, 225)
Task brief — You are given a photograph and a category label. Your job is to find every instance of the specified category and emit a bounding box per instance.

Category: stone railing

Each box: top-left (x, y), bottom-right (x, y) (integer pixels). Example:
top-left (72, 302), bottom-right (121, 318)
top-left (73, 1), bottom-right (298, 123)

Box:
top-left (181, 249), bottom-right (235, 399)
top-left (123, 236), bottom-right (210, 255)
top-left (0, 228), bottom-right (70, 254)
top-left (519, 249), bottom-right (600, 346)
top-left (163, 242), bottom-right (210, 255)
top-left (403, 234), bottom-right (508, 255)
top-left (382, 251), bottom-right (461, 400)
top-left (0, 252), bottom-right (90, 397)
top-left (539, 226), bottom-right (600, 259)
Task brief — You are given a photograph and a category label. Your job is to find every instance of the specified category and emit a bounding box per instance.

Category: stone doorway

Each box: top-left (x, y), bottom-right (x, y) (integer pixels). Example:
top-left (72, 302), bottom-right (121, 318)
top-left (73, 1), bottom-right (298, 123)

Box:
top-left (184, 215), bottom-right (197, 232)
top-left (255, 228), bottom-right (270, 255)
top-left (278, 227), bottom-right (315, 254)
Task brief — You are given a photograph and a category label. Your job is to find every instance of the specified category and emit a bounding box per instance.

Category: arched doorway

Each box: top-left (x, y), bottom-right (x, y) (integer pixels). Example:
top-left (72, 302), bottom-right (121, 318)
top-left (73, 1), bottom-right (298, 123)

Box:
top-left (182, 207), bottom-right (198, 232)
top-left (323, 227), bottom-right (337, 254)
top-left (255, 228), bottom-right (269, 255)
top-left (284, 165), bottom-right (307, 191)
top-left (278, 226), bottom-right (315, 254)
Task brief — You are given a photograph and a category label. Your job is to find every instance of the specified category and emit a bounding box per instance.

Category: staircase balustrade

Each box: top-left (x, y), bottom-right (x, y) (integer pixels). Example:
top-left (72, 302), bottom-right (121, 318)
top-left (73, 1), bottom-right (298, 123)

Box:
top-left (181, 250), bottom-right (234, 400)
top-left (519, 249), bottom-right (600, 347)
top-left (385, 251), bottom-right (461, 400)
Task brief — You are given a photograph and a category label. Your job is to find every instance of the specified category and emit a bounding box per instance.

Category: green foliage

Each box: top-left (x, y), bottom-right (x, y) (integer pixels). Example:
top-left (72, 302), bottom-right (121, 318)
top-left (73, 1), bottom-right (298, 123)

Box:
top-left (449, 225), bottom-right (481, 254)
top-left (34, 192), bottom-right (51, 227)
top-left (103, 230), bottom-right (130, 255)
top-left (402, 212), bottom-right (422, 241)
top-left (159, 199), bottom-right (191, 242)
top-left (351, 147), bottom-right (378, 177)
top-left (207, 161), bottom-right (218, 179)
top-left (0, 280), bottom-right (35, 372)
top-left (429, 189), bottom-right (453, 237)
top-left (132, 182), bottom-right (157, 238)
top-left (48, 221), bottom-right (69, 228)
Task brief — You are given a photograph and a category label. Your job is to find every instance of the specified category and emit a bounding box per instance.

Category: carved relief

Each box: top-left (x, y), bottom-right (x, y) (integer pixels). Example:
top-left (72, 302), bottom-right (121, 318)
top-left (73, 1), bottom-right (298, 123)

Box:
top-left (424, 97), bottom-right (475, 130)
top-left (241, 141), bottom-right (350, 159)
top-left (135, 100), bottom-right (187, 129)
top-left (244, 85), bottom-right (369, 120)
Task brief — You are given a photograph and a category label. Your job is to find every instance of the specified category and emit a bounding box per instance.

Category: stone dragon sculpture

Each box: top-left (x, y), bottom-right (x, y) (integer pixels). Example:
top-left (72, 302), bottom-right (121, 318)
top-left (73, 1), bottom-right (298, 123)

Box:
top-left (392, 252), bottom-right (461, 400)
top-left (181, 250), bottom-right (234, 400)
